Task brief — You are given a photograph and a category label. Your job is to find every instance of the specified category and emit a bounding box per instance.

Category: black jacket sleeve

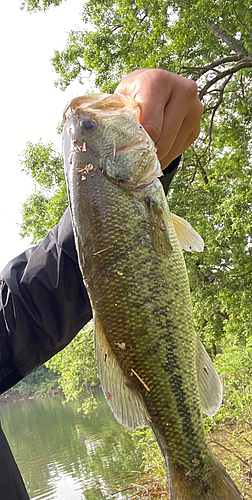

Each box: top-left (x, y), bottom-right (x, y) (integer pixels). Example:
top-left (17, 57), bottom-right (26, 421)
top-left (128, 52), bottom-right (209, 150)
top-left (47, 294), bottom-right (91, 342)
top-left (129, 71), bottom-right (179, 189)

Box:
top-left (0, 159), bottom-right (180, 394)
top-left (0, 208), bottom-right (92, 394)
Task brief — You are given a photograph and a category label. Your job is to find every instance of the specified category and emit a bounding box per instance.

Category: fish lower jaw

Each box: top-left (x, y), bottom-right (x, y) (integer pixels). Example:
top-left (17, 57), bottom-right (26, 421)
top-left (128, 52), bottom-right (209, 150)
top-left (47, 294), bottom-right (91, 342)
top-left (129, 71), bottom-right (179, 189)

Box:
top-left (132, 157), bottom-right (163, 190)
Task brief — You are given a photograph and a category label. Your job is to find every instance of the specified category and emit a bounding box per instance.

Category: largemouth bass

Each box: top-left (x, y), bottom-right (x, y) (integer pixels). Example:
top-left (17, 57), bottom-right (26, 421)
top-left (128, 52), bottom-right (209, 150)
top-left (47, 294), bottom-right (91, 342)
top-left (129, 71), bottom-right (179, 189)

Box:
top-left (63, 93), bottom-right (244, 500)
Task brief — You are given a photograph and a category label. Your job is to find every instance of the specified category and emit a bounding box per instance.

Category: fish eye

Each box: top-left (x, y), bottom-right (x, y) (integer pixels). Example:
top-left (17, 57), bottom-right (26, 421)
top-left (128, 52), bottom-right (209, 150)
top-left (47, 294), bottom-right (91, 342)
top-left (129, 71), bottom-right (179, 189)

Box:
top-left (80, 119), bottom-right (97, 131)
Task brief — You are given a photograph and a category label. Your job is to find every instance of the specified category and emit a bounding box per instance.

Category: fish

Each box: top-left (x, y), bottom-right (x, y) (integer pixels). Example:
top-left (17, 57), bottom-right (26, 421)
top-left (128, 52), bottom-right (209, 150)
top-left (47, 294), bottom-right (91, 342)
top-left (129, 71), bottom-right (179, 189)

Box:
top-left (63, 93), bottom-right (244, 500)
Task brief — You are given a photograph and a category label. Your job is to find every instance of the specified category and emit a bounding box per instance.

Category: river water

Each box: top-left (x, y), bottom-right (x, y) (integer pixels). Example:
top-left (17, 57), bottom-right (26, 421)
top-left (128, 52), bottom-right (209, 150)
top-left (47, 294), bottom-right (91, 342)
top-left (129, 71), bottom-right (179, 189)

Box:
top-left (0, 390), bottom-right (143, 499)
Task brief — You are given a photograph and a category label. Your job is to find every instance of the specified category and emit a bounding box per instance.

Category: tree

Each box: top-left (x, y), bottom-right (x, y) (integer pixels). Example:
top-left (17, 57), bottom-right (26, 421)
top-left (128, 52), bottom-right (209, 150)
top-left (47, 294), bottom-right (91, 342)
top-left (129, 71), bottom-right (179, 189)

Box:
top-left (20, 0), bottom-right (252, 345)
top-left (46, 322), bottom-right (99, 404)
top-left (20, 0), bottom-right (63, 11)
top-left (20, 0), bottom-right (252, 422)
top-left (20, 140), bottom-right (67, 243)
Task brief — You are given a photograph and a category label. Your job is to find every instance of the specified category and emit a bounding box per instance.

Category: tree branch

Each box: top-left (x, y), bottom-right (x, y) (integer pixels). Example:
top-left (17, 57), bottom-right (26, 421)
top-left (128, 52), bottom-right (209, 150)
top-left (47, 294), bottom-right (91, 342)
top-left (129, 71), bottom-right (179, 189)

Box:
top-left (189, 147), bottom-right (209, 185)
top-left (111, 24), bottom-right (123, 32)
top-left (199, 58), bottom-right (252, 99)
top-left (130, 13), bottom-right (148, 44)
top-left (180, 55), bottom-right (241, 77)
top-left (210, 437), bottom-right (251, 468)
top-left (232, 6), bottom-right (252, 37)
top-left (206, 74), bottom-right (233, 156)
top-left (210, 22), bottom-right (250, 57)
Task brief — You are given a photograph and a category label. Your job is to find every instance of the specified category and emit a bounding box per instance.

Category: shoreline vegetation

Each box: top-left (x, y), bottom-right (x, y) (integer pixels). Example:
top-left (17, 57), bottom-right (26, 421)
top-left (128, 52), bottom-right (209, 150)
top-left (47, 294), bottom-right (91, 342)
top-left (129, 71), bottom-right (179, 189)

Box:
top-left (1, 365), bottom-right (252, 498)
top-left (0, 365), bottom-right (60, 403)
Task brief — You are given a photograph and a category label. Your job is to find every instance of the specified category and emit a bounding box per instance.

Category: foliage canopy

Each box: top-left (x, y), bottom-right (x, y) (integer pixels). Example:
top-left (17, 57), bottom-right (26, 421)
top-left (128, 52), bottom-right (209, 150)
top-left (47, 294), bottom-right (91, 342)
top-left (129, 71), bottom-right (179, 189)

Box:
top-left (20, 0), bottom-right (252, 420)
top-left (20, 0), bottom-right (63, 11)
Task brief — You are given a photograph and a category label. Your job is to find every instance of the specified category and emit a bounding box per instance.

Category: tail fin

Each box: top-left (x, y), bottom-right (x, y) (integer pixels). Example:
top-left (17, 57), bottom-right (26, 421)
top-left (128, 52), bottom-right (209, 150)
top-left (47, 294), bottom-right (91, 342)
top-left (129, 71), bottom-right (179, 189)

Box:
top-left (166, 456), bottom-right (244, 500)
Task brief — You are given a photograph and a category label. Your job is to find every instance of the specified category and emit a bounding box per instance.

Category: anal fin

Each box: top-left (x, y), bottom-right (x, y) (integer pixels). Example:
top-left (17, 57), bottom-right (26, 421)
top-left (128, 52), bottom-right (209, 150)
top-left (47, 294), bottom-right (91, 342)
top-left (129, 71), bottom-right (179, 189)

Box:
top-left (94, 313), bottom-right (150, 430)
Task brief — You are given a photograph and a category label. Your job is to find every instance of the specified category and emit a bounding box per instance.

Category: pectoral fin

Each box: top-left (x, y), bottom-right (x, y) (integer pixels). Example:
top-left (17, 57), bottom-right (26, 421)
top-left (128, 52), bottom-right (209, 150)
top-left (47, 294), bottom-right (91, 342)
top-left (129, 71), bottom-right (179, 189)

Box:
top-left (195, 333), bottom-right (222, 416)
top-left (171, 213), bottom-right (204, 252)
top-left (147, 197), bottom-right (172, 255)
top-left (94, 314), bottom-right (150, 430)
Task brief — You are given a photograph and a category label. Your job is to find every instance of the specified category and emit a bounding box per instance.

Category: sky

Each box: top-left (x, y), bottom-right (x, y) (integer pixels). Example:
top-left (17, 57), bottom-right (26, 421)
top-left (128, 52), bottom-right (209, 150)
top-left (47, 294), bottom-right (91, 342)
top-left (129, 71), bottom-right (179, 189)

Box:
top-left (0, 0), bottom-right (93, 271)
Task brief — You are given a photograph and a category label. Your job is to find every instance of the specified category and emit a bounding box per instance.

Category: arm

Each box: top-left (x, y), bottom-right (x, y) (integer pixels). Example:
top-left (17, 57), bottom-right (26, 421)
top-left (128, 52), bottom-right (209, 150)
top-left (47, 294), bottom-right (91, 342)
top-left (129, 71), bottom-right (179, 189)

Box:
top-left (0, 208), bottom-right (92, 394)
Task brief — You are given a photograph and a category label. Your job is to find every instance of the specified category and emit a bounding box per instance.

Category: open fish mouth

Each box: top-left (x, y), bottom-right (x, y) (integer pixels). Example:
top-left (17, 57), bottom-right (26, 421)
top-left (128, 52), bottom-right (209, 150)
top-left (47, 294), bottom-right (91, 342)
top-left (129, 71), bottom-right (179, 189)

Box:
top-left (112, 138), bottom-right (163, 190)
top-left (132, 157), bottom-right (163, 190)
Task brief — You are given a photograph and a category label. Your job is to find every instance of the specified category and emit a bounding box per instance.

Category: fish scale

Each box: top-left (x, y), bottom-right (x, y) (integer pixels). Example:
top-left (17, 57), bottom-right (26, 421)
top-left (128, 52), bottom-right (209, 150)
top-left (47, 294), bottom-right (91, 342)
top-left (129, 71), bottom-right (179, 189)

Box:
top-left (63, 93), bottom-right (244, 499)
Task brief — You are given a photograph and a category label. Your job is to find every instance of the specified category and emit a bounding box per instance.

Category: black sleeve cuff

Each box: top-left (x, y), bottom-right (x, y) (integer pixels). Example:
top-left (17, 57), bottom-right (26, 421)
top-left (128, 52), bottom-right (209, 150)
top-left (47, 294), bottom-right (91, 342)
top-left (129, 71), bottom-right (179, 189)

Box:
top-left (160, 156), bottom-right (181, 195)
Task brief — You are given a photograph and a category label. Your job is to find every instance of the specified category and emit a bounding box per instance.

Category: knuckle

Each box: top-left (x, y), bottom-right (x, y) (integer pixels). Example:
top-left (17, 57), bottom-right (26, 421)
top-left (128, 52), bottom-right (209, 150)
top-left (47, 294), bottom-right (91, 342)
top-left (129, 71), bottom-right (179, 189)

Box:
top-left (147, 68), bottom-right (171, 86)
top-left (194, 123), bottom-right (202, 139)
top-left (183, 78), bottom-right (199, 99)
top-left (195, 101), bottom-right (204, 121)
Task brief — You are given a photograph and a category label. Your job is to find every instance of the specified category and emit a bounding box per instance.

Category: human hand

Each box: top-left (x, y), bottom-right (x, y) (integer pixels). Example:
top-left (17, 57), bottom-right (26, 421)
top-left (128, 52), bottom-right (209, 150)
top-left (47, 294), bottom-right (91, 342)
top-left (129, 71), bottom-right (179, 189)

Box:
top-left (115, 69), bottom-right (203, 169)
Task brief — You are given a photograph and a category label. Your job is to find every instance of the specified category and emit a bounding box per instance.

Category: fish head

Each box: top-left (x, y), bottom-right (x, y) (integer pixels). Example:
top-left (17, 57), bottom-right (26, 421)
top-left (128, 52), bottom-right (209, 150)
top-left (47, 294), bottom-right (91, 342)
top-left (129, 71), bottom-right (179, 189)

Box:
top-left (63, 93), bottom-right (162, 189)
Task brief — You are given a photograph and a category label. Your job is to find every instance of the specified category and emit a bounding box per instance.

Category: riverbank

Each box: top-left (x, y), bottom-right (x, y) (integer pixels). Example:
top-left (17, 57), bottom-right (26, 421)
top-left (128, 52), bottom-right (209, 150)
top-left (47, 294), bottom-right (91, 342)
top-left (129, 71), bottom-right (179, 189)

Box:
top-left (128, 422), bottom-right (252, 499)
top-left (1, 370), bottom-right (251, 498)
top-left (0, 365), bottom-right (60, 402)
top-left (1, 386), bottom-right (251, 498)
top-left (0, 383), bottom-right (61, 402)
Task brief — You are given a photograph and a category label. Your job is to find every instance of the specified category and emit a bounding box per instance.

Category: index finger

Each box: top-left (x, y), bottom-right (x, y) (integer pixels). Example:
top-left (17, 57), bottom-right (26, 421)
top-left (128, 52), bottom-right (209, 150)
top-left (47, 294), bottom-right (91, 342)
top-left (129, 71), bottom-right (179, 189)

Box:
top-left (115, 69), bottom-right (171, 143)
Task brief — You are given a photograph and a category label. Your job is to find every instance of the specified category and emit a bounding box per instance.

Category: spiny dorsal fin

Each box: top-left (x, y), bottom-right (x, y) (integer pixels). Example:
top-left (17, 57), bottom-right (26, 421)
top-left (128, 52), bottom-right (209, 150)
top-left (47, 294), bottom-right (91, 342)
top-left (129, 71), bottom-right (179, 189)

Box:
top-left (195, 333), bottom-right (222, 416)
top-left (94, 314), bottom-right (150, 430)
top-left (171, 213), bottom-right (204, 252)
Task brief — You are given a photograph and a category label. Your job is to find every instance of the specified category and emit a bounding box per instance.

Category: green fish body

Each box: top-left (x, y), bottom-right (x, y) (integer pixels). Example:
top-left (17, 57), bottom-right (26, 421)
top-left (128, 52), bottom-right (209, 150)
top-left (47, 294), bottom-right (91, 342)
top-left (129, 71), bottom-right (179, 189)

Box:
top-left (63, 93), bottom-right (243, 500)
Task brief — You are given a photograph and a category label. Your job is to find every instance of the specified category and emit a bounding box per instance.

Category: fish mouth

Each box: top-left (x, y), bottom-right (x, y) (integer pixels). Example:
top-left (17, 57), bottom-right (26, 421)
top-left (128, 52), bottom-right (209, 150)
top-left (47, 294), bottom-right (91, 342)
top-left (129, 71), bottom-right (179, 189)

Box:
top-left (116, 138), bottom-right (149, 154)
top-left (115, 139), bottom-right (162, 190)
top-left (63, 93), bottom-right (140, 122)
top-left (132, 158), bottom-right (163, 190)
